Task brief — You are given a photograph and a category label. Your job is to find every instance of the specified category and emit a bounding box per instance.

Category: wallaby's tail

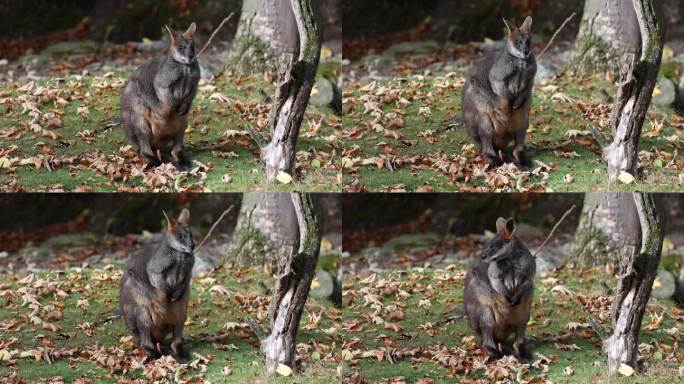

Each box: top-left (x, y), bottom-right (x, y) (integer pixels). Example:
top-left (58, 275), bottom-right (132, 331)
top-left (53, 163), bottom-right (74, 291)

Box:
top-left (439, 304), bottom-right (465, 325)
top-left (443, 115), bottom-right (464, 132)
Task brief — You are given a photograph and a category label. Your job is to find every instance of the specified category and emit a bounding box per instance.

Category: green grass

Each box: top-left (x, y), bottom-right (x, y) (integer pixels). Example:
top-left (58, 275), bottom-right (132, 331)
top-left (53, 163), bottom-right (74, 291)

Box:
top-left (342, 72), bottom-right (684, 192)
top-left (0, 72), bottom-right (341, 192)
top-left (0, 267), bottom-right (340, 383)
top-left (342, 267), bottom-right (684, 383)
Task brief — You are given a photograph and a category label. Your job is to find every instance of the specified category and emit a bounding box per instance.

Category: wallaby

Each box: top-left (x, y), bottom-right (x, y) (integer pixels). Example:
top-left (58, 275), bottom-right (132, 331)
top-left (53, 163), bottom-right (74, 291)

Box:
top-left (121, 23), bottom-right (201, 169)
top-left (119, 208), bottom-right (195, 362)
top-left (463, 217), bottom-right (535, 362)
top-left (461, 17), bottom-right (537, 169)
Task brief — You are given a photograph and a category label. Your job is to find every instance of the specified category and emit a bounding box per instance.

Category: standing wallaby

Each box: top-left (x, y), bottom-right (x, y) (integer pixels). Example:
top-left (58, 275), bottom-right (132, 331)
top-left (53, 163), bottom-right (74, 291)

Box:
top-left (121, 23), bottom-right (201, 169)
top-left (119, 209), bottom-right (195, 362)
top-left (463, 217), bottom-right (535, 362)
top-left (461, 17), bottom-right (537, 169)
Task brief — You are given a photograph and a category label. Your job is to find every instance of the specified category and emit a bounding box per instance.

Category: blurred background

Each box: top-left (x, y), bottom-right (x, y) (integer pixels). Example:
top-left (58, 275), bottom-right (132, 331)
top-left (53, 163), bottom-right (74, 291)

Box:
top-left (0, 193), bottom-right (342, 305)
top-left (343, 193), bottom-right (684, 305)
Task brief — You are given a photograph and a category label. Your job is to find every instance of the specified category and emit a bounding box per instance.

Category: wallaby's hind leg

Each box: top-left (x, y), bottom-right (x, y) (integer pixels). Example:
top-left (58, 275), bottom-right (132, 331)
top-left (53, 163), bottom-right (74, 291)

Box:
top-left (513, 321), bottom-right (531, 362)
top-left (170, 315), bottom-right (189, 363)
top-left (130, 115), bottom-right (160, 167)
top-left (479, 125), bottom-right (503, 168)
top-left (478, 308), bottom-right (503, 360)
top-left (171, 125), bottom-right (189, 170)
top-left (512, 118), bottom-right (532, 170)
top-left (136, 318), bottom-right (160, 360)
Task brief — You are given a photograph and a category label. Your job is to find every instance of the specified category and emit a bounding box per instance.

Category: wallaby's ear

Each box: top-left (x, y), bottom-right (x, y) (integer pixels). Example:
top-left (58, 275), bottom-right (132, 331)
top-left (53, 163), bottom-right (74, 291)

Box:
top-left (182, 22), bottom-right (197, 38)
top-left (503, 18), bottom-right (513, 37)
top-left (163, 210), bottom-right (175, 231)
top-left (177, 208), bottom-right (190, 225)
top-left (520, 16), bottom-right (533, 33)
top-left (504, 218), bottom-right (516, 239)
top-left (496, 217), bottom-right (515, 240)
top-left (165, 25), bottom-right (177, 44)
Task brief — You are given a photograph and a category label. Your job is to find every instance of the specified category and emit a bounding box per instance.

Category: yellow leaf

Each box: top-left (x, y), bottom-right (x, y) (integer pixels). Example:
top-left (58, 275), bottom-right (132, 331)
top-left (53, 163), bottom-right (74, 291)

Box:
top-left (663, 45), bottom-right (674, 59)
top-left (311, 277), bottom-right (320, 289)
top-left (618, 171), bottom-right (635, 184)
top-left (320, 46), bottom-right (333, 59)
top-left (276, 364), bottom-right (293, 376)
top-left (662, 237), bottom-right (675, 252)
top-left (0, 349), bottom-right (10, 361)
top-left (276, 171), bottom-right (293, 184)
top-left (0, 157), bottom-right (10, 169)
top-left (320, 238), bottom-right (333, 251)
top-left (618, 364), bottom-right (635, 376)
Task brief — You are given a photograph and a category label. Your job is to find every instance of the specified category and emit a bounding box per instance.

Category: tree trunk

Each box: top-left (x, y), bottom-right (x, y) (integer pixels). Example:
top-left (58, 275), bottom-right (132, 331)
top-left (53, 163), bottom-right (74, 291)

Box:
top-left (571, 193), bottom-right (641, 267)
top-left (227, 192), bottom-right (299, 266)
top-left (570, 0), bottom-right (641, 75)
top-left (229, 0), bottom-right (299, 74)
top-left (602, 0), bottom-right (664, 181)
top-left (261, 193), bottom-right (322, 374)
top-left (604, 193), bottom-right (664, 373)
top-left (258, 0), bottom-right (322, 180)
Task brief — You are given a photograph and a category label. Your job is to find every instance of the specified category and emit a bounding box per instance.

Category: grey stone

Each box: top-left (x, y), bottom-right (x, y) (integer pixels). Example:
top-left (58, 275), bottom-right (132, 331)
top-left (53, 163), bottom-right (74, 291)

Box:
top-left (42, 41), bottom-right (98, 57)
top-left (192, 253), bottom-right (217, 276)
top-left (383, 233), bottom-right (440, 250)
top-left (535, 60), bottom-right (560, 85)
top-left (651, 269), bottom-right (676, 299)
top-left (652, 77), bottom-right (676, 106)
top-left (0, 59), bottom-right (7, 66)
top-left (535, 253), bottom-right (559, 277)
top-left (0, 251), bottom-right (7, 259)
top-left (384, 40), bottom-right (440, 56)
top-left (676, 265), bottom-right (684, 303)
top-left (310, 77), bottom-right (334, 107)
top-left (309, 270), bottom-right (334, 299)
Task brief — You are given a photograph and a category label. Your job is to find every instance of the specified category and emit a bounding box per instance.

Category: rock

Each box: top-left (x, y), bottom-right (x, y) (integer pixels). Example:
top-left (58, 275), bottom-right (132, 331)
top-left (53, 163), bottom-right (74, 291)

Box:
top-left (0, 251), bottom-right (7, 259)
top-left (41, 41), bottom-right (98, 57)
top-left (675, 74), bottom-right (684, 110)
top-left (651, 269), bottom-right (676, 299)
top-left (535, 60), bottom-right (560, 85)
top-left (192, 253), bottom-right (217, 276)
top-left (337, 362), bottom-right (351, 378)
top-left (676, 265), bottom-right (684, 303)
top-left (383, 233), bottom-right (440, 250)
top-left (652, 77), bottom-right (676, 106)
top-left (535, 253), bottom-right (559, 277)
top-left (310, 77), bottom-right (334, 107)
top-left (0, 59), bottom-right (7, 66)
top-left (385, 40), bottom-right (440, 57)
top-left (309, 270), bottom-right (334, 299)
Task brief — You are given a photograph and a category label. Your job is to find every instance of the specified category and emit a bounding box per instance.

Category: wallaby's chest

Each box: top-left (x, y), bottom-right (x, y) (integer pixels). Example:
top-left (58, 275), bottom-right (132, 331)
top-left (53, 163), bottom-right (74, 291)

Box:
top-left (506, 60), bottom-right (533, 96)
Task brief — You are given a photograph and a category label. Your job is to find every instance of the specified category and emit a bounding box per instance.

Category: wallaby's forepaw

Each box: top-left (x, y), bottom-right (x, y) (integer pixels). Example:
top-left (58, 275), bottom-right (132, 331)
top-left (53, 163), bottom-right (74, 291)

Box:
top-left (144, 155), bottom-right (162, 168)
top-left (514, 344), bottom-right (532, 363)
top-left (514, 153), bottom-right (532, 171)
top-left (486, 156), bottom-right (504, 168)
top-left (172, 155), bottom-right (191, 170)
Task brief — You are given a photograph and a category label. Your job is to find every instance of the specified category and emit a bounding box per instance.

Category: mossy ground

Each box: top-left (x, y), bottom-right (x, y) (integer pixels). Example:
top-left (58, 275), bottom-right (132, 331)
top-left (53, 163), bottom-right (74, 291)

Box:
top-left (0, 266), bottom-right (340, 383)
top-left (0, 71), bottom-right (340, 192)
top-left (342, 266), bottom-right (684, 383)
top-left (343, 72), bottom-right (684, 192)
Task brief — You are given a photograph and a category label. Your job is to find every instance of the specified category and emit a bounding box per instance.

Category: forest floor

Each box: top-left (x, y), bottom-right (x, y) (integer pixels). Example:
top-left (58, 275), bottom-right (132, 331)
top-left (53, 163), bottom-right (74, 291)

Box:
top-left (0, 45), bottom-right (341, 192)
top-left (342, 46), bottom-right (684, 192)
top-left (0, 238), bottom-right (341, 383)
top-left (341, 234), bottom-right (684, 383)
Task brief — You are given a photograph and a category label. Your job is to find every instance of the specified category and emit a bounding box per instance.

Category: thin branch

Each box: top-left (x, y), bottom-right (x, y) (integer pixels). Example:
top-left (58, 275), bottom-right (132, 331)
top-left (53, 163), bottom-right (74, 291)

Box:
top-left (194, 205), bottom-right (234, 255)
top-left (533, 205), bottom-right (577, 257)
top-left (197, 13), bottom-right (235, 58)
top-left (537, 12), bottom-right (576, 59)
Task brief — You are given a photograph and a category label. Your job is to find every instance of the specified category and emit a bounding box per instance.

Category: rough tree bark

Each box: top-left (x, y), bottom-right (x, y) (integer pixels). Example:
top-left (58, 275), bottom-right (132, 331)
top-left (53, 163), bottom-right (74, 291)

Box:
top-left (227, 193), bottom-right (299, 266)
top-left (259, 0), bottom-right (322, 180)
top-left (603, 193), bottom-right (664, 373)
top-left (571, 193), bottom-right (641, 267)
top-left (260, 193), bottom-right (322, 374)
top-left (601, 0), bottom-right (664, 182)
top-left (570, 0), bottom-right (641, 75)
top-left (229, 0), bottom-right (299, 74)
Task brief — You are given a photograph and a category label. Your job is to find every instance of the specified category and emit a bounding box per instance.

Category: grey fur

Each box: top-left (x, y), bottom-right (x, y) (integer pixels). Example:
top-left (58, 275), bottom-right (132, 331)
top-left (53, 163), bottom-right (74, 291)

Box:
top-left (119, 208), bottom-right (195, 362)
top-left (461, 17), bottom-right (537, 169)
top-left (121, 24), bottom-right (200, 168)
top-left (463, 217), bottom-right (535, 362)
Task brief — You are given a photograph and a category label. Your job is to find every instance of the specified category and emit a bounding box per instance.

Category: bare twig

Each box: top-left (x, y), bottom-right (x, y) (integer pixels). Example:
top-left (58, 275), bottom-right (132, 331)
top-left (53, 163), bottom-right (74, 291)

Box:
top-left (533, 205), bottom-right (577, 257)
top-left (245, 318), bottom-right (268, 340)
top-left (194, 205), bottom-right (234, 255)
top-left (197, 13), bottom-right (235, 58)
top-left (537, 12), bottom-right (576, 59)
